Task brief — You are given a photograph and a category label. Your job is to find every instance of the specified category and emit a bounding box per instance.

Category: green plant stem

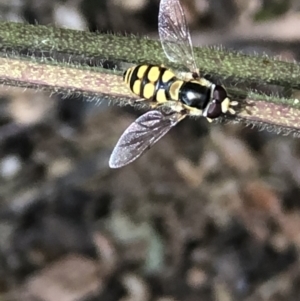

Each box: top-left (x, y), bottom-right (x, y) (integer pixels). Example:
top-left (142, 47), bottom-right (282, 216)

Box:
top-left (1, 22), bottom-right (300, 91)
top-left (0, 21), bottom-right (300, 134)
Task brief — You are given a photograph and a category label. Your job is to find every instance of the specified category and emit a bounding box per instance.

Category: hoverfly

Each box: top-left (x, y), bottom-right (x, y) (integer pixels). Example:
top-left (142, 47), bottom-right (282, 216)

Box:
top-left (109, 0), bottom-right (237, 168)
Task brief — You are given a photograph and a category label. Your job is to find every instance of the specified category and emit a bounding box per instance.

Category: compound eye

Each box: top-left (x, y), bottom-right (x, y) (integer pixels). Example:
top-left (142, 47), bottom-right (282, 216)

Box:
top-left (213, 85), bottom-right (227, 103)
top-left (206, 100), bottom-right (222, 118)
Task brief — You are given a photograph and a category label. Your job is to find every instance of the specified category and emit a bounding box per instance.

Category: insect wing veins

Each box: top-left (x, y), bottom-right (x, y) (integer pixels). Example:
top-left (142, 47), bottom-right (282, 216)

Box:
top-left (109, 110), bottom-right (184, 168)
top-left (158, 0), bottom-right (198, 75)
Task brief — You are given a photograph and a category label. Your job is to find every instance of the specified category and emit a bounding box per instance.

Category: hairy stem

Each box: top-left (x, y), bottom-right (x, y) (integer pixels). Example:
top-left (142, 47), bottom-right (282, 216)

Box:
top-left (0, 21), bottom-right (300, 134)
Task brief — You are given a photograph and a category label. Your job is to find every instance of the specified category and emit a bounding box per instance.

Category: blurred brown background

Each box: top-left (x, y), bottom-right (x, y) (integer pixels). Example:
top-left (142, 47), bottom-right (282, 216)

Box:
top-left (1, 0), bottom-right (300, 300)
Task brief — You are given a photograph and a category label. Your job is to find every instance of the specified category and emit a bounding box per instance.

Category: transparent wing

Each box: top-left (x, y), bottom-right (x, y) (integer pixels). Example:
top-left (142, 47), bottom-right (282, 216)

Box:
top-left (109, 110), bottom-right (185, 168)
top-left (159, 0), bottom-right (198, 74)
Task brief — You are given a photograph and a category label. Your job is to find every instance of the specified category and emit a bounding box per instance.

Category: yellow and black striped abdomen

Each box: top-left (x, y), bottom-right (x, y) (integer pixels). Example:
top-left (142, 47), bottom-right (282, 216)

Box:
top-left (123, 64), bottom-right (180, 103)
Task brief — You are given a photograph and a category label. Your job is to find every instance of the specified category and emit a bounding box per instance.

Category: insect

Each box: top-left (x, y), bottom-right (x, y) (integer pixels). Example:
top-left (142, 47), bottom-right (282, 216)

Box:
top-left (109, 0), bottom-right (237, 168)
